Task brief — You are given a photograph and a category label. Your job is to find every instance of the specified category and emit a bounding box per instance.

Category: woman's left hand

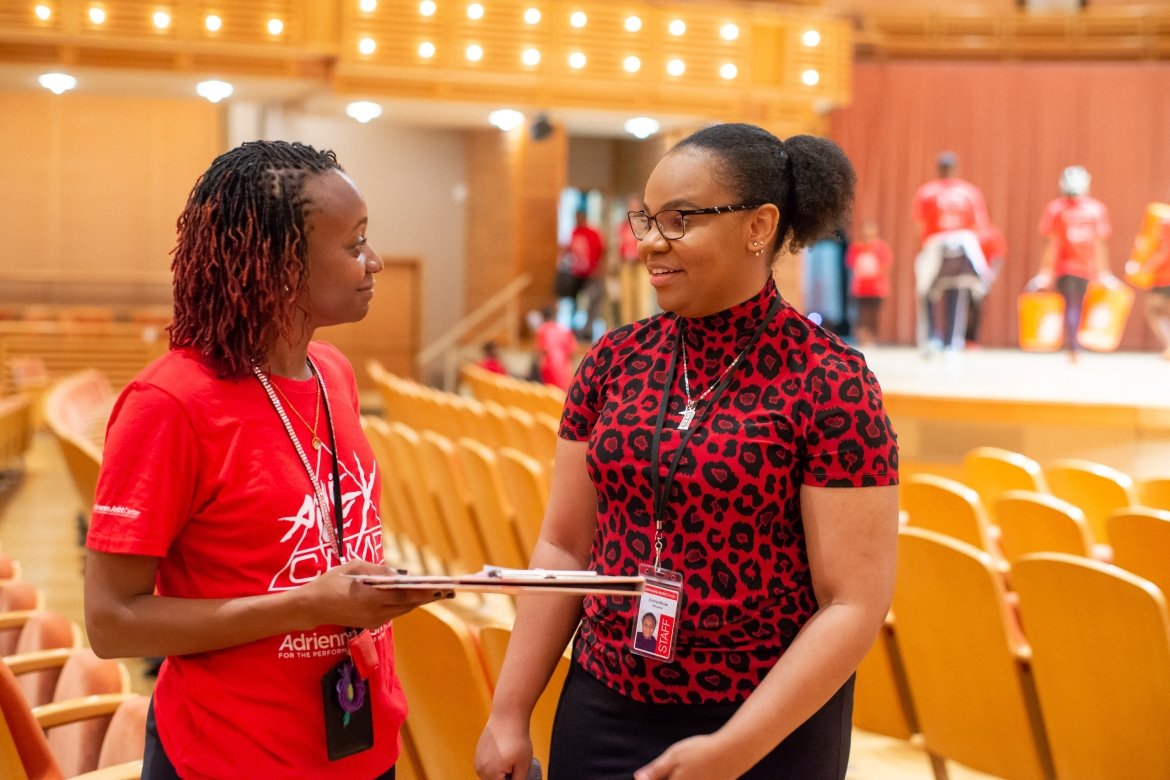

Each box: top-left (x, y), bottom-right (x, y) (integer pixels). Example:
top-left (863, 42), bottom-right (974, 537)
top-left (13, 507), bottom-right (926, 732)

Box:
top-left (633, 735), bottom-right (743, 780)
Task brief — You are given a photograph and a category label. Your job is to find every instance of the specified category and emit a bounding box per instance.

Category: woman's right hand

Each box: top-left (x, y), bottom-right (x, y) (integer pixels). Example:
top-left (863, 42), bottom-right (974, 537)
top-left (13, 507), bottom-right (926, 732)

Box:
top-left (299, 559), bottom-right (450, 631)
top-left (474, 714), bottom-right (533, 780)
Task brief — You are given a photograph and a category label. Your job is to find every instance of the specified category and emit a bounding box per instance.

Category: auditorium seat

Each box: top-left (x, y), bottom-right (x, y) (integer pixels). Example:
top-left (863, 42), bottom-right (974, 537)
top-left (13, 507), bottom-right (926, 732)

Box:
top-left (1106, 507), bottom-right (1170, 600)
top-left (456, 439), bottom-right (530, 571)
top-left (1137, 476), bottom-right (1170, 512)
top-left (3, 611), bottom-right (84, 707)
top-left (1012, 553), bottom-right (1170, 778)
top-left (0, 659), bottom-right (142, 780)
top-left (478, 622), bottom-right (570, 774)
top-left (496, 448), bottom-right (549, 558)
top-left (5, 648), bottom-right (132, 776)
top-left (994, 490), bottom-right (1100, 564)
top-left (1042, 459), bottom-right (1138, 543)
top-left (385, 422), bottom-right (457, 573)
top-left (963, 446), bottom-right (1047, 517)
top-left (393, 602), bottom-right (493, 780)
top-left (417, 431), bottom-right (491, 573)
top-left (891, 528), bottom-right (1053, 780)
top-left (851, 617), bottom-right (917, 742)
top-left (901, 474), bottom-right (999, 557)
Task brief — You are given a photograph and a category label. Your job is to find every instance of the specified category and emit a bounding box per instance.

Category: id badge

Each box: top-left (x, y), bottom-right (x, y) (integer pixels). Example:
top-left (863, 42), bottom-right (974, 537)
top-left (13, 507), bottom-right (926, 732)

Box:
top-left (321, 657), bottom-right (374, 760)
top-left (630, 564), bottom-right (683, 662)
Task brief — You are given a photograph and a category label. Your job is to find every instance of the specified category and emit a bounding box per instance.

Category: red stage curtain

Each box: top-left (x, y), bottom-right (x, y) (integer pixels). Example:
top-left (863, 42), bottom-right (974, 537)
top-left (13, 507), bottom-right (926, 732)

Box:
top-left (829, 61), bottom-right (1170, 350)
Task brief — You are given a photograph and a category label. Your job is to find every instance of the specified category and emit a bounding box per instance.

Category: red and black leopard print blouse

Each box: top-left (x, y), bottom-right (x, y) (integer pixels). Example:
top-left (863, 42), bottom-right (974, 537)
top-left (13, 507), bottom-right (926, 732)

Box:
top-left (560, 279), bottom-right (899, 705)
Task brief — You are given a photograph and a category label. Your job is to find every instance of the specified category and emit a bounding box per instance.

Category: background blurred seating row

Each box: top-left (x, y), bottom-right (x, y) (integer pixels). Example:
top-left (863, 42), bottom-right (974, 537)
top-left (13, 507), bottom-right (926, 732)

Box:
top-left (370, 362), bottom-right (559, 465)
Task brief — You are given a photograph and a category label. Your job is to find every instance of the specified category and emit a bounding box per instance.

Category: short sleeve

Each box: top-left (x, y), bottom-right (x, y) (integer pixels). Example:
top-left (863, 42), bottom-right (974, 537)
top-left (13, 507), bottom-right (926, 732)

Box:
top-left (86, 383), bottom-right (201, 557)
top-left (1038, 200), bottom-right (1059, 237)
top-left (558, 336), bottom-right (613, 441)
top-left (803, 355), bottom-right (899, 488)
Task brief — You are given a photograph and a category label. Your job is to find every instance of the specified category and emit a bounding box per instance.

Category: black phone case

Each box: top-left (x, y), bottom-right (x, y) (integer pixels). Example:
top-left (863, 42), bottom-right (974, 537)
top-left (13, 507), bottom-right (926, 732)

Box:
top-left (321, 661), bottom-right (374, 761)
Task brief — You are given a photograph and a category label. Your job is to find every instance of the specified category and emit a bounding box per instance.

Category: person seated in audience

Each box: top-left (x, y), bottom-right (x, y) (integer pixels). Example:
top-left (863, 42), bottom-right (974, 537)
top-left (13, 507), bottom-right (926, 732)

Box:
top-left (527, 307), bottom-right (576, 391)
top-left (478, 340), bottom-right (509, 376)
top-left (475, 123), bottom-right (898, 780)
top-left (83, 140), bottom-right (449, 779)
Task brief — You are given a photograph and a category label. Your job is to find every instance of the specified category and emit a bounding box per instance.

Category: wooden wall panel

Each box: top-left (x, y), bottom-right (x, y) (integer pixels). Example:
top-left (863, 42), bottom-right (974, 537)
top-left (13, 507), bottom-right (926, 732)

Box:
top-left (0, 91), bottom-right (221, 307)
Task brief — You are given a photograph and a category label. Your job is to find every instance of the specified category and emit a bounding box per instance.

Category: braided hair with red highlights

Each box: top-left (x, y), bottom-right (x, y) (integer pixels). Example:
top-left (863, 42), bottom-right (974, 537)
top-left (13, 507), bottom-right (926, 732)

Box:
top-left (169, 140), bottom-right (343, 379)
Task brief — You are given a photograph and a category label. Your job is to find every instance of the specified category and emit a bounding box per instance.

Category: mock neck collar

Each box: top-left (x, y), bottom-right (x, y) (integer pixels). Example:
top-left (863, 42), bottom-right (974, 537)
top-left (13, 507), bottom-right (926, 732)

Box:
top-left (676, 279), bottom-right (779, 349)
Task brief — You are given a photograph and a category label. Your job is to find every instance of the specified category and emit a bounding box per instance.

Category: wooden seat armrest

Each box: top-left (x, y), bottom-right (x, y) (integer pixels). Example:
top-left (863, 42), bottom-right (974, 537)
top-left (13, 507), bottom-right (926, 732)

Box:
top-left (3, 647), bottom-right (73, 674)
top-left (0, 610), bottom-right (34, 629)
top-left (32, 693), bottom-right (134, 729)
top-left (75, 759), bottom-right (144, 780)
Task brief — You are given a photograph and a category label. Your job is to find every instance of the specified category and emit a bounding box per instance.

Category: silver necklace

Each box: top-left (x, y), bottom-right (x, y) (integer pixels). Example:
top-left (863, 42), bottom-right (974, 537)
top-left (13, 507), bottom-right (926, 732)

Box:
top-left (678, 333), bottom-right (753, 430)
top-left (253, 359), bottom-right (342, 558)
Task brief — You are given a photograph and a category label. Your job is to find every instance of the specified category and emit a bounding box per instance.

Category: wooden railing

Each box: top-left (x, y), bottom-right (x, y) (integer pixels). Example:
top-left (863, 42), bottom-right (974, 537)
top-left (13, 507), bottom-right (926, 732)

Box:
top-left (416, 274), bottom-right (532, 391)
top-left (856, 5), bottom-right (1170, 60)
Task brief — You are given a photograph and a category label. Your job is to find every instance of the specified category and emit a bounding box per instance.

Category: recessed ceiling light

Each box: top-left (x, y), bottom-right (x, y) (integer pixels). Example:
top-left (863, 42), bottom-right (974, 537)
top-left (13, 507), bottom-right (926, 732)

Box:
top-left (721, 24), bottom-right (739, 41)
top-left (522, 48), bottom-right (540, 66)
top-left (570, 11), bottom-right (586, 28)
top-left (466, 44), bottom-right (483, 61)
top-left (359, 37), bottom-right (376, 55)
top-left (667, 59), bottom-right (685, 76)
top-left (524, 7), bottom-right (540, 24)
top-left (346, 101), bottom-right (383, 123)
top-left (152, 11), bottom-right (170, 29)
top-left (268, 18), bottom-right (283, 35)
top-left (623, 55), bottom-right (640, 73)
top-left (625, 16), bottom-right (641, 33)
top-left (624, 117), bottom-right (659, 139)
top-left (195, 79), bottom-right (233, 103)
top-left (38, 72), bottom-right (77, 94)
top-left (568, 51), bottom-right (586, 69)
top-left (668, 19), bottom-right (685, 36)
top-left (35, 5), bottom-right (52, 22)
top-left (801, 68), bottom-right (820, 86)
top-left (88, 6), bottom-right (106, 24)
top-left (802, 29), bottom-right (821, 47)
top-left (419, 41), bottom-right (436, 58)
top-left (489, 109), bottom-right (524, 132)
top-left (720, 63), bottom-right (738, 79)
top-left (205, 14), bottom-right (221, 32)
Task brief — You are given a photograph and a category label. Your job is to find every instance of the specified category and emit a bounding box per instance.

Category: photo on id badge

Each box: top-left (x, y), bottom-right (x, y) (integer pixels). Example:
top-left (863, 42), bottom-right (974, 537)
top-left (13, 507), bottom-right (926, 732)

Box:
top-left (630, 565), bottom-right (681, 661)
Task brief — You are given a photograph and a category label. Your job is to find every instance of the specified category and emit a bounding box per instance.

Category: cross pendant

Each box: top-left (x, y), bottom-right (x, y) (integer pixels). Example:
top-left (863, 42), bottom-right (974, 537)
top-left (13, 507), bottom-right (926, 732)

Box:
top-left (678, 404), bottom-right (697, 431)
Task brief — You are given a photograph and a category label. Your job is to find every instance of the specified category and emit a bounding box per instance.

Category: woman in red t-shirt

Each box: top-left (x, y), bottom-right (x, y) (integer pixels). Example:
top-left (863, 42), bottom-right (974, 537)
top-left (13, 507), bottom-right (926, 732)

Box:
top-left (85, 141), bottom-right (447, 779)
top-left (476, 124), bottom-right (898, 780)
top-left (845, 220), bottom-right (892, 346)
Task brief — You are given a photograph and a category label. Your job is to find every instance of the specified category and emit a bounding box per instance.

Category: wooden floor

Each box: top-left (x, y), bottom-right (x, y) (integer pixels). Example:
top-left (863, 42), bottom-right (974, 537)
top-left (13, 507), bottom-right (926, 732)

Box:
top-left (0, 429), bottom-right (1008, 778)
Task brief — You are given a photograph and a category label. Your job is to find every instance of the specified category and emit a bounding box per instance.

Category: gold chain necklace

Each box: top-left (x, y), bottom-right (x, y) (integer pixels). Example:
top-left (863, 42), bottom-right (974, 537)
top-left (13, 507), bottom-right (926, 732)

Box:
top-left (268, 375), bottom-right (322, 450)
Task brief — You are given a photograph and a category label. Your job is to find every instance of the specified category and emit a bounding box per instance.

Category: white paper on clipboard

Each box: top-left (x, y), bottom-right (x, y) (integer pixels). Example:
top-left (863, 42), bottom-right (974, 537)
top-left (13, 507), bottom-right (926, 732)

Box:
top-left (348, 566), bottom-right (645, 597)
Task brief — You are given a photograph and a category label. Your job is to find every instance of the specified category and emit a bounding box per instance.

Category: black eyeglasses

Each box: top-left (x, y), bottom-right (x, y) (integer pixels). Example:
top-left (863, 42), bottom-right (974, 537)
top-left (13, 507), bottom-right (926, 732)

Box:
top-left (627, 203), bottom-right (764, 240)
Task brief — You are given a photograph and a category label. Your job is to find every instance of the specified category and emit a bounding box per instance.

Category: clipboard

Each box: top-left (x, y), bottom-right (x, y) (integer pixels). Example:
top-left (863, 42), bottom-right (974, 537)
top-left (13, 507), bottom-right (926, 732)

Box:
top-left (349, 566), bottom-right (644, 597)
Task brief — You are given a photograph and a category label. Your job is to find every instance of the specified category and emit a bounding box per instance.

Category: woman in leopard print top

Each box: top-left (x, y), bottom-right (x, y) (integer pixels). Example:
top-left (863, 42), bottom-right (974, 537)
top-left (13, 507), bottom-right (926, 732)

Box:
top-left (476, 123), bottom-right (899, 780)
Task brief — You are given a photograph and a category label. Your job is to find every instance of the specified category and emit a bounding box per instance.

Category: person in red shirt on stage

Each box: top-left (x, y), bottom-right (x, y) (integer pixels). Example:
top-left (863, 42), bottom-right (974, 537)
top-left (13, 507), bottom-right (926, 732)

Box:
top-left (476, 123), bottom-right (898, 780)
top-left (966, 224), bottom-right (1008, 347)
top-left (84, 141), bottom-right (447, 780)
top-left (1035, 165), bottom-right (1114, 360)
top-left (1138, 216), bottom-right (1170, 359)
top-left (911, 152), bottom-right (993, 351)
top-left (845, 219), bottom-right (892, 346)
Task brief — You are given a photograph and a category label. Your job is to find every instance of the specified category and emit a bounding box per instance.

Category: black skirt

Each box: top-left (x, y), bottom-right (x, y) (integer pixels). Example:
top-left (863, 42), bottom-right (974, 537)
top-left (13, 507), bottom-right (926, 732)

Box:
top-left (547, 663), bottom-right (853, 780)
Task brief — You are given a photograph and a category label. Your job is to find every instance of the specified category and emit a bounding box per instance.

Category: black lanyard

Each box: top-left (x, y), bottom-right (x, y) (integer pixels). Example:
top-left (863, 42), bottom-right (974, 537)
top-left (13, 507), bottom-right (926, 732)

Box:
top-left (648, 294), bottom-right (783, 556)
top-left (317, 367), bottom-right (346, 559)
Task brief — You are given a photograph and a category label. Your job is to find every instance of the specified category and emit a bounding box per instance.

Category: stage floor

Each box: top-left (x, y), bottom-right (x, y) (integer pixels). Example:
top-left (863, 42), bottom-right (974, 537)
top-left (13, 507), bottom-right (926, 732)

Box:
top-left (859, 346), bottom-right (1170, 480)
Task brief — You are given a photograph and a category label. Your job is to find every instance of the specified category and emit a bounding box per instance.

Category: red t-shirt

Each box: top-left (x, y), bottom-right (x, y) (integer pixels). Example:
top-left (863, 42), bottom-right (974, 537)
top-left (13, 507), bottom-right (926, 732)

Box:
top-left (912, 177), bottom-right (990, 242)
top-left (1038, 196), bottom-right (1112, 280)
top-left (87, 343), bottom-right (405, 779)
top-left (559, 280), bottom-right (898, 705)
top-left (536, 321), bottom-right (576, 390)
top-left (569, 225), bottom-right (605, 278)
top-left (846, 239), bottom-right (893, 298)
